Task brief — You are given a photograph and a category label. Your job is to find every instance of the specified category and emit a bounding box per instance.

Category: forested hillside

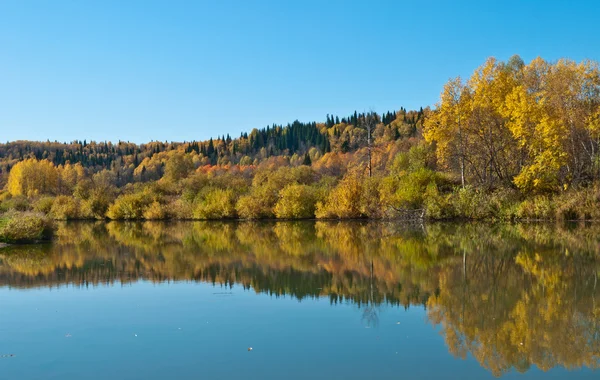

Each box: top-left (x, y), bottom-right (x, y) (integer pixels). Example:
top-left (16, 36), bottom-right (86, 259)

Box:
top-left (1, 55), bottom-right (600, 221)
top-left (0, 107), bottom-right (423, 186)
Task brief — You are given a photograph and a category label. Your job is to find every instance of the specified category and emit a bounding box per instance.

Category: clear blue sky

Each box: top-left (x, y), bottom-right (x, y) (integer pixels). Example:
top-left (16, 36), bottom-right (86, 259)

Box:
top-left (1, 0), bottom-right (599, 143)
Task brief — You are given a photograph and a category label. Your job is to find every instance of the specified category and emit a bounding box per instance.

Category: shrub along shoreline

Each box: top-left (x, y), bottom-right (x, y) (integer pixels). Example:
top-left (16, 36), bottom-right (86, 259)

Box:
top-left (1, 180), bottom-right (599, 247)
top-left (3, 147), bottom-right (600, 223)
top-left (2, 176), bottom-right (600, 223)
top-left (0, 211), bottom-right (54, 244)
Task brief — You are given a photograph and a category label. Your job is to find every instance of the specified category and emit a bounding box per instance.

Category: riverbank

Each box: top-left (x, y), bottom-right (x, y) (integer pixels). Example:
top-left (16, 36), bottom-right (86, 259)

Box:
top-left (3, 183), bottom-right (600, 223)
top-left (0, 212), bottom-right (54, 244)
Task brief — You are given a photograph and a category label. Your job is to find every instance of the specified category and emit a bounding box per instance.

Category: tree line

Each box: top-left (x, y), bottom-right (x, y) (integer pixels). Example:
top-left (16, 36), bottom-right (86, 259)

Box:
top-left (1, 55), bottom-right (599, 221)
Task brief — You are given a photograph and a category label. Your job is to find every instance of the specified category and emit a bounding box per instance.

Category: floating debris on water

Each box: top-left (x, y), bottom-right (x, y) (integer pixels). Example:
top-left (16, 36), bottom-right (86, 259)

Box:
top-left (65, 333), bottom-right (72, 338)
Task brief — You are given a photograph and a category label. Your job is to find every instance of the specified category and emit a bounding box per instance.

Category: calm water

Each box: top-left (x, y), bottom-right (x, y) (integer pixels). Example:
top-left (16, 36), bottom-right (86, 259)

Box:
top-left (0, 221), bottom-right (599, 379)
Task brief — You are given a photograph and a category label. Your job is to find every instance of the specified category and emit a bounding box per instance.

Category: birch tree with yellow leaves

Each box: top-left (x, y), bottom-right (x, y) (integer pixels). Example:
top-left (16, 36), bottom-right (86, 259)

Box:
top-left (423, 77), bottom-right (471, 187)
top-left (426, 55), bottom-right (600, 193)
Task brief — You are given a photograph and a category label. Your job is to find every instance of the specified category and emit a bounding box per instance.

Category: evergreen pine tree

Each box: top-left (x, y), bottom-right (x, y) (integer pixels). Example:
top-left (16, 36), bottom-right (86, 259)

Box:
top-left (302, 153), bottom-right (312, 166)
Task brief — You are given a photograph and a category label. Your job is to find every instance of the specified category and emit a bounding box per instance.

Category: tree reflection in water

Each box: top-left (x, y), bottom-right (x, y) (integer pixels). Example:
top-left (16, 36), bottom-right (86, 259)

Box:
top-left (1, 220), bottom-right (599, 376)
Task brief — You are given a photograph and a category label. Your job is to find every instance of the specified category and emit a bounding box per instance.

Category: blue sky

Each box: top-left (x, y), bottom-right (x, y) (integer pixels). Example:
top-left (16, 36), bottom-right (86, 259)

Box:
top-left (1, 0), bottom-right (599, 143)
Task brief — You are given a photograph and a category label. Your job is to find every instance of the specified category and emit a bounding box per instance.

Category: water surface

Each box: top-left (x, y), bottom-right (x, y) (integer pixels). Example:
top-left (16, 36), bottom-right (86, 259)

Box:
top-left (0, 221), bottom-right (599, 379)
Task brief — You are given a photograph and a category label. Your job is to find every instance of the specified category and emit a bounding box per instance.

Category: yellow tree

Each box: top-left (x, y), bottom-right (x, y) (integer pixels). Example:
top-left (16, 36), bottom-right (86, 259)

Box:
top-left (163, 151), bottom-right (194, 183)
top-left (7, 158), bottom-right (58, 196)
top-left (467, 57), bottom-right (520, 187)
top-left (502, 57), bottom-right (600, 192)
top-left (502, 58), bottom-right (569, 192)
top-left (274, 183), bottom-right (317, 219)
top-left (582, 61), bottom-right (600, 180)
top-left (424, 77), bottom-right (471, 187)
top-left (315, 171), bottom-right (365, 218)
top-left (588, 107), bottom-right (600, 179)
top-left (58, 163), bottom-right (86, 195)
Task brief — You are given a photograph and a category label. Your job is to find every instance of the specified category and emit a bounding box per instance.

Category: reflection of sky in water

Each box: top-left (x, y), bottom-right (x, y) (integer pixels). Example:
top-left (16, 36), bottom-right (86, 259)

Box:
top-left (0, 221), bottom-right (599, 379)
top-left (1, 282), bottom-right (592, 380)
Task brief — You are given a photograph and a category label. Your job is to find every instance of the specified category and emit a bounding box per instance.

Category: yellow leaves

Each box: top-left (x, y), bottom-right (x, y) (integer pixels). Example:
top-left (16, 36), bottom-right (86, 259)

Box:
top-left (469, 57), bottom-right (507, 110)
top-left (587, 108), bottom-right (600, 139)
top-left (58, 163), bottom-right (86, 194)
top-left (316, 172), bottom-right (364, 219)
top-left (424, 77), bottom-right (470, 171)
top-left (507, 99), bottom-right (569, 193)
top-left (502, 85), bottom-right (537, 145)
top-left (163, 151), bottom-right (195, 183)
top-left (273, 184), bottom-right (317, 219)
top-left (194, 188), bottom-right (237, 219)
top-left (429, 55), bottom-right (600, 191)
top-left (499, 57), bottom-right (596, 193)
top-left (143, 201), bottom-right (166, 220)
top-left (7, 158), bottom-right (59, 197)
top-left (513, 151), bottom-right (563, 193)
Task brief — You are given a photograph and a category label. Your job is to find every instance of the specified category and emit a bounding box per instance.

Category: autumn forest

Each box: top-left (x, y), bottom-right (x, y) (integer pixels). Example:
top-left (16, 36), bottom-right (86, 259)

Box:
top-left (2, 55), bottom-right (600, 222)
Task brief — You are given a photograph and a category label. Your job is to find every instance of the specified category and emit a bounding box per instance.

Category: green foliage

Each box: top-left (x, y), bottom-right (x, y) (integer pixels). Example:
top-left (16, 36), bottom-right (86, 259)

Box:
top-left (553, 186), bottom-right (600, 221)
top-left (80, 189), bottom-right (114, 219)
top-left (382, 167), bottom-right (440, 212)
top-left (516, 196), bottom-right (556, 220)
top-left (389, 142), bottom-right (434, 176)
top-left (423, 183), bottom-right (453, 219)
top-left (236, 192), bottom-right (273, 219)
top-left (106, 191), bottom-right (156, 220)
top-left (143, 201), bottom-right (166, 220)
top-left (316, 172), bottom-right (365, 218)
top-left (73, 178), bottom-right (93, 200)
top-left (361, 176), bottom-right (384, 218)
top-left (302, 153), bottom-right (312, 166)
top-left (194, 188), bottom-right (237, 219)
top-left (274, 184), bottom-right (317, 219)
top-left (0, 190), bottom-right (11, 202)
top-left (399, 168), bottom-right (440, 208)
top-left (445, 187), bottom-right (521, 221)
top-left (485, 188), bottom-right (521, 221)
top-left (0, 194), bottom-right (31, 212)
top-left (380, 142), bottom-right (444, 217)
top-left (33, 196), bottom-right (55, 214)
top-left (169, 198), bottom-right (194, 220)
top-left (449, 186), bottom-right (490, 219)
top-left (235, 166), bottom-right (317, 219)
top-left (50, 195), bottom-right (81, 220)
top-left (163, 153), bottom-right (194, 182)
top-left (0, 211), bottom-right (54, 243)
